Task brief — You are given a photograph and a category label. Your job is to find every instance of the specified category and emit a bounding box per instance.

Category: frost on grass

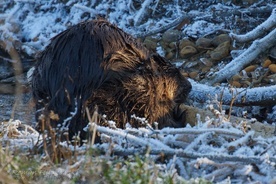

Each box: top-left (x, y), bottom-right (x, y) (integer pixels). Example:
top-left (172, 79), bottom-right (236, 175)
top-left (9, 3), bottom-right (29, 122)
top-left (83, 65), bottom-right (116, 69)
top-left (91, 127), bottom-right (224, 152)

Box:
top-left (1, 0), bottom-right (227, 55)
top-left (94, 115), bottom-right (276, 183)
top-left (2, 111), bottom-right (276, 183)
top-left (0, 120), bottom-right (40, 152)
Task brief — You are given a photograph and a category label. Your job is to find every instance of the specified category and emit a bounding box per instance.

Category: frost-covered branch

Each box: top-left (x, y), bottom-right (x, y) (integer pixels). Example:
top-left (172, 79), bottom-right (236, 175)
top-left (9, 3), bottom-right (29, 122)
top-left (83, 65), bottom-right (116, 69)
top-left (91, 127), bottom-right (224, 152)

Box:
top-left (97, 126), bottom-right (172, 150)
top-left (133, 0), bottom-right (154, 26)
top-left (156, 127), bottom-right (244, 138)
top-left (189, 80), bottom-right (276, 106)
top-left (230, 8), bottom-right (276, 42)
top-left (99, 144), bottom-right (276, 165)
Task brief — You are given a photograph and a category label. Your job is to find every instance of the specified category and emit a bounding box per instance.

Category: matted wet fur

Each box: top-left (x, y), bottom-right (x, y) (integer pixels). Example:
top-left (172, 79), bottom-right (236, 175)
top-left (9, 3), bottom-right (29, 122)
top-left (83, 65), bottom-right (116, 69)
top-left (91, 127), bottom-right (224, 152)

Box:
top-left (32, 19), bottom-right (192, 142)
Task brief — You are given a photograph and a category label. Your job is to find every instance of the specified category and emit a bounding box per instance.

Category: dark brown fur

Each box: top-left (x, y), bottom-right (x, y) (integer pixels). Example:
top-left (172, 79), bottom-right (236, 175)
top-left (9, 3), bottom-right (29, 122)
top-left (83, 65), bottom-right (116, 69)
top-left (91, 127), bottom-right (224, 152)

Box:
top-left (32, 19), bottom-right (191, 142)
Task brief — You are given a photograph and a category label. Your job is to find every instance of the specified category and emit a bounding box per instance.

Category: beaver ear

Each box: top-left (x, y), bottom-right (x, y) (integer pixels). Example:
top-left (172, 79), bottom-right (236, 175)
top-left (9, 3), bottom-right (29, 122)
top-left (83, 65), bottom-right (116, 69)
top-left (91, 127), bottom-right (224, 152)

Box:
top-left (150, 54), bottom-right (168, 66)
top-left (149, 54), bottom-right (168, 73)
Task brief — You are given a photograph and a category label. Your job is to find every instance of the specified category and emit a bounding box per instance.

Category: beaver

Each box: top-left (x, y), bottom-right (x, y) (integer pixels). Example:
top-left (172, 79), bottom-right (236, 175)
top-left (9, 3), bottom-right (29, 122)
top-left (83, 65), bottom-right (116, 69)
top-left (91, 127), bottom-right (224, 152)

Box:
top-left (32, 19), bottom-right (192, 143)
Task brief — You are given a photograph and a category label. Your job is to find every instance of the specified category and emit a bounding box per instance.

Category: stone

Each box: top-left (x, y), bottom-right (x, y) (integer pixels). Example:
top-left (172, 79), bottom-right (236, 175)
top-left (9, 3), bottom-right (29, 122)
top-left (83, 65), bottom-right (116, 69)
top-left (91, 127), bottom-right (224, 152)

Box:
top-left (210, 41), bottom-right (230, 61)
top-left (165, 51), bottom-right (175, 60)
top-left (269, 64), bottom-right (276, 73)
top-left (244, 65), bottom-right (257, 73)
top-left (230, 81), bottom-right (242, 88)
top-left (195, 37), bottom-right (212, 48)
top-left (211, 34), bottom-right (231, 47)
top-left (162, 30), bottom-right (181, 43)
top-left (143, 36), bottom-right (158, 51)
top-left (262, 59), bottom-right (272, 68)
top-left (179, 46), bottom-right (197, 58)
top-left (189, 71), bottom-right (198, 79)
top-left (179, 39), bottom-right (196, 50)
top-left (231, 74), bottom-right (242, 81)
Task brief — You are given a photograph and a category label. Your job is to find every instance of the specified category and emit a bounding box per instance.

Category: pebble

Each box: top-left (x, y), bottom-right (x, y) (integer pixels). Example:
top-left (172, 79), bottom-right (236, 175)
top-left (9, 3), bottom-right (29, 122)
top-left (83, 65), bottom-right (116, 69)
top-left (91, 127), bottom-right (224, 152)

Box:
top-left (165, 51), bottom-right (175, 60)
top-left (179, 46), bottom-right (197, 58)
top-left (196, 37), bottom-right (212, 48)
top-left (189, 71), bottom-right (198, 79)
top-left (244, 65), bottom-right (257, 72)
top-left (262, 59), bottom-right (272, 68)
top-left (201, 66), bottom-right (211, 72)
top-left (211, 34), bottom-right (231, 47)
top-left (162, 30), bottom-right (181, 43)
top-left (168, 42), bottom-right (177, 48)
top-left (143, 36), bottom-right (158, 51)
top-left (268, 64), bottom-right (276, 73)
top-left (231, 74), bottom-right (242, 81)
top-left (179, 39), bottom-right (196, 50)
top-left (230, 81), bottom-right (242, 88)
top-left (210, 41), bottom-right (230, 61)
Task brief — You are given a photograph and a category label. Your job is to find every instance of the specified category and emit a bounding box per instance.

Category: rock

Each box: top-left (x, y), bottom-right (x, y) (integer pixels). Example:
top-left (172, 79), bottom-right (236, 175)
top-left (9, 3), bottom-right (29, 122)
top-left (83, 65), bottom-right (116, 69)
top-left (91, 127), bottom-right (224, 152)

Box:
top-left (210, 41), bottom-right (230, 61)
top-left (262, 59), bottom-right (272, 68)
top-left (244, 65), bottom-right (257, 73)
top-left (180, 71), bottom-right (189, 77)
top-left (179, 46), bottom-right (197, 58)
top-left (269, 64), bottom-right (276, 73)
top-left (168, 42), bottom-right (177, 49)
top-left (179, 39), bottom-right (196, 50)
top-left (201, 66), bottom-right (211, 72)
top-left (195, 37), bottom-right (212, 48)
top-left (188, 71), bottom-right (198, 79)
top-left (162, 30), bottom-right (181, 43)
top-left (143, 36), bottom-right (158, 51)
top-left (230, 81), bottom-right (242, 88)
top-left (211, 34), bottom-right (231, 47)
top-left (231, 74), bottom-right (242, 81)
top-left (165, 50), bottom-right (175, 60)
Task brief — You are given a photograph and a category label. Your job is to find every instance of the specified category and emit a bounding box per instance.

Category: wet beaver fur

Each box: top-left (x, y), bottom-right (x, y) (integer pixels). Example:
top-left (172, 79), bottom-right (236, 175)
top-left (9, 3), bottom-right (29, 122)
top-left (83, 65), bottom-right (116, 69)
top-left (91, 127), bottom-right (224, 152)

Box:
top-left (32, 19), bottom-right (192, 142)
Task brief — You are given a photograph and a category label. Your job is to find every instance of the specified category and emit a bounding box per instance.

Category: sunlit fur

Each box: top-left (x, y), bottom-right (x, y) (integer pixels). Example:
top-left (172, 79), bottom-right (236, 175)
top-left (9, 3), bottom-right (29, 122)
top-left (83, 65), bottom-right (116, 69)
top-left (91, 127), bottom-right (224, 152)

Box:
top-left (32, 19), bottom-right (192, 141)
